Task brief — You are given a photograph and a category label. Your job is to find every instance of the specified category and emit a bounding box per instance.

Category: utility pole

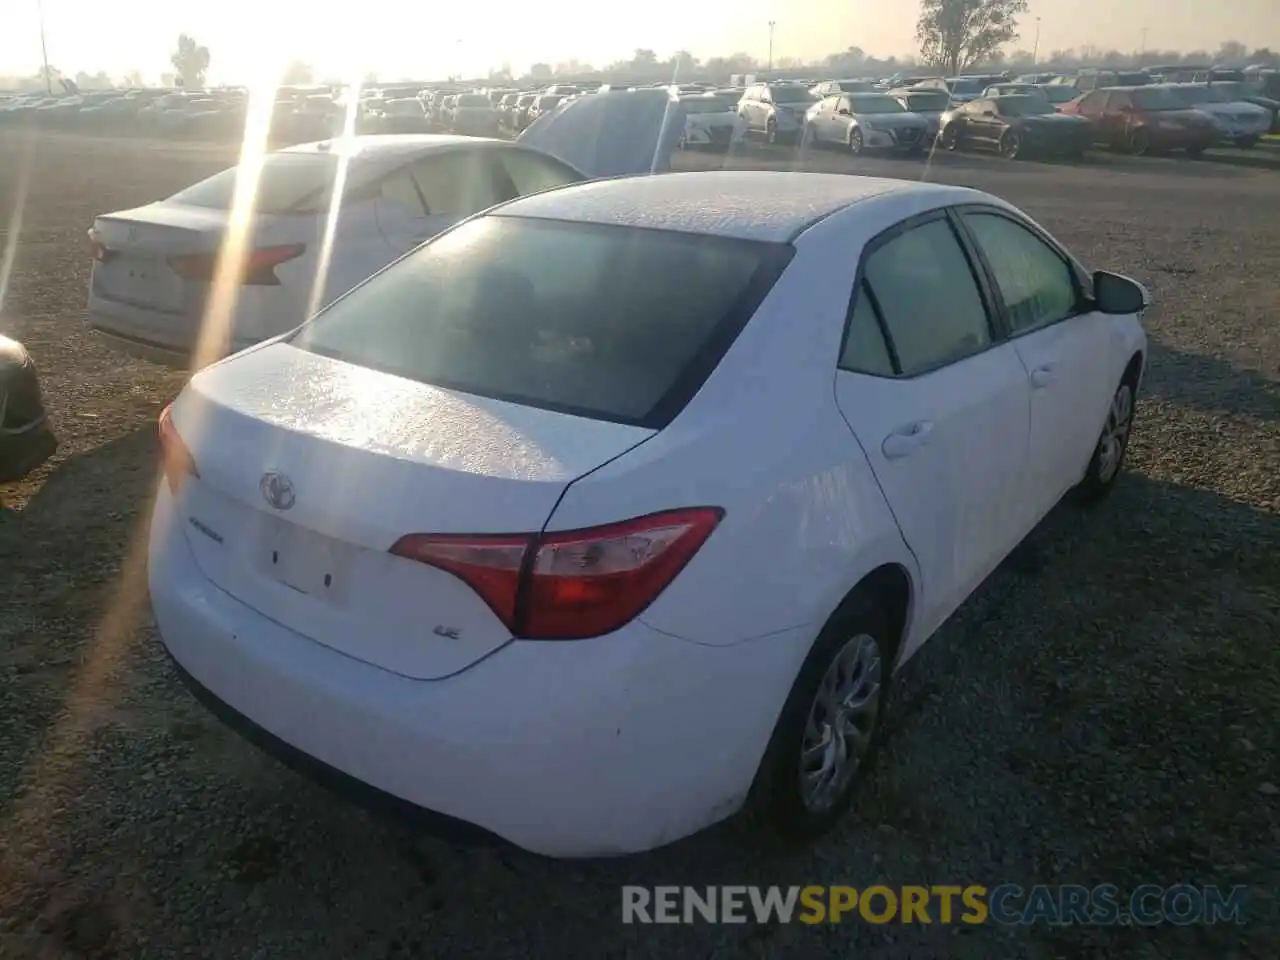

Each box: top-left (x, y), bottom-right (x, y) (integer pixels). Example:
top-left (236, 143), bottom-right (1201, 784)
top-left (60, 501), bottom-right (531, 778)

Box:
top-left (1032, 17), bottom-right (1041, 65)
top-left (1140, 27), bottom-right (1148, 57)
top-left (767, 21), bottom-right (776, 74)
top-left (37, 0), bottom-right (52, 94)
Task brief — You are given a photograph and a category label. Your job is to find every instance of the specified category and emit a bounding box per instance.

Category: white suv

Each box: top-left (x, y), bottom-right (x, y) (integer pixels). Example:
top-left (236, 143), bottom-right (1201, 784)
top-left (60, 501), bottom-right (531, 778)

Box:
top-left (738, 82), bottom-right (816, 143)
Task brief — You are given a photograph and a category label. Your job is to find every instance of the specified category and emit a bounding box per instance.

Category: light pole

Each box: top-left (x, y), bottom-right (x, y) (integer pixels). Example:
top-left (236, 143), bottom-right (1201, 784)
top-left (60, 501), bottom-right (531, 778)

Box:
top-left (1032, 17), bottom-right (1041, 66)
top-left (36, 0), bottom-right (53, 94)
top-left (1139, 27), bottom-right (1148, 57)
top-left (767, 21), bottom-right (776, 74)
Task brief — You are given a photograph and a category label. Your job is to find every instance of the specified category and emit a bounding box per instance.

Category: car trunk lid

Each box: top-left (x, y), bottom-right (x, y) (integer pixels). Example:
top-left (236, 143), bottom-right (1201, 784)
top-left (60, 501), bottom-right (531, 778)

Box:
top-left (169, 343), bottom-right (655, 679)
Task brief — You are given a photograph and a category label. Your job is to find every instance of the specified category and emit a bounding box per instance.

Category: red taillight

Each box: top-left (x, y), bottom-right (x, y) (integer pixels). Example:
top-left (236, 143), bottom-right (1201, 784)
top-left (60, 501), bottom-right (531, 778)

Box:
top-left (390, 507), bottom-right (724, 640)
top-left (86, 228), bottom-right (115, 263)
top-left (167, 244), bottom-right (306, 286)
top-left (157, 403), bottom-right (198, 493)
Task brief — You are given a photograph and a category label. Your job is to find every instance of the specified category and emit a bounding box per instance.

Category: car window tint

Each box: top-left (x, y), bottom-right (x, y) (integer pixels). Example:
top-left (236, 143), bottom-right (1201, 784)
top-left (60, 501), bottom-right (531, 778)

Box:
top-left (964, 213), bottom-right (1078, 333)
top-left (377, 170), bottom-right (427, 214)
top-left (292, 217), bottom-right (790, 427)
top-left (497, 150), bottom-right (583, 195)
top-left (406, 152), bottom-right (506, 218)
top-left (863, 218), bottom-right (991, 375)
top-left (839, 283), bottom-right (895, 375)
top-left (167, 152), bottom-right (343, 213)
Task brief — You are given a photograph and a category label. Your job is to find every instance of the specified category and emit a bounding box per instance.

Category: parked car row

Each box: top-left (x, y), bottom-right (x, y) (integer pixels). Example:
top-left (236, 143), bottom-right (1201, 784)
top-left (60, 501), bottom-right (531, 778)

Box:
top-left (729, 76), bottom-right (1277, 161)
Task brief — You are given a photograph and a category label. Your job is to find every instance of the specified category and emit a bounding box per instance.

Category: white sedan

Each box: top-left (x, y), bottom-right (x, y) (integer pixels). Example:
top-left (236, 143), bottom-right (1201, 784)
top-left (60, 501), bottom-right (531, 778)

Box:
top-left (85, 90), bottom-right (685, 367)
top-left (150, 170), bottom-right (1149, 858)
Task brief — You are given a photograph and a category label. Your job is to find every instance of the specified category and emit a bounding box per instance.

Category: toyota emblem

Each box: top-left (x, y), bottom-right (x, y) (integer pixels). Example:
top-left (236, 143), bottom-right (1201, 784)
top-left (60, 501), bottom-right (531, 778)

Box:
top-left (260, 471), bottom-right (296, 511)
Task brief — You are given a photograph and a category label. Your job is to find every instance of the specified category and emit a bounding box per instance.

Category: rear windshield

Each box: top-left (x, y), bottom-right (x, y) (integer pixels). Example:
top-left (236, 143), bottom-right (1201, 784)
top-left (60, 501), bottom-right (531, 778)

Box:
top-left (165, 152), bottom-right (343, 213)
top-left (849, 95), bottom-right (905, 114)
top-left (1040, 85), bottom-right (1078, 103)
top-left (290, 216), bottom-right (793, 428)
top-left (948, 78), bottom-right (984, 94)
top-left (902, 92), bottom-right (949, 110)
top-left (770, 86), bottom-right (814, 103)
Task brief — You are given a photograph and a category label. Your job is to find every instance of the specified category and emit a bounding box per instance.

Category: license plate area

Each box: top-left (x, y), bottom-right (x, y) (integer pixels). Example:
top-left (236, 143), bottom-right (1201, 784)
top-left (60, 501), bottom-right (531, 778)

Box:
top-left (257, 515), bottom-right (353, 604)
top-left (98, 257), bottom-right (184, 310)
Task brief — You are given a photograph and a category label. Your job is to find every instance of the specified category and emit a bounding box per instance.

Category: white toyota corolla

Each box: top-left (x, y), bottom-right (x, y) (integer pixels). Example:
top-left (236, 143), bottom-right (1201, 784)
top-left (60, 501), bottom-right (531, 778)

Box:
top-left (149, 169), bottom-right (1149, 858)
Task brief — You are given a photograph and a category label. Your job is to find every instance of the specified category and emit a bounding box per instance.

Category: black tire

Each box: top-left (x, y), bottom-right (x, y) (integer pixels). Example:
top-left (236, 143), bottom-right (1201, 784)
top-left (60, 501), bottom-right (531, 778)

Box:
top-left (999, 129), bottom-right (1022, 159)
top-left (801, 123), bottom-right (817, 149)
top-left (941, 125), bottom-right (959, 151)
top-left (756, 597), bottom-right (895, 843)
top-left (1074, 371), bottom-right (1138, 504)
top-left (1185, 144), bottom-right (1206, 158)
top-left (1235, 136), bottom-right (1258, 149)
top-left (849, 128), bottom-right (864, 155)
top-left (766, 117), bottom-right (778, 144)
top-left (1127, 127), bottom-right (1151, 156)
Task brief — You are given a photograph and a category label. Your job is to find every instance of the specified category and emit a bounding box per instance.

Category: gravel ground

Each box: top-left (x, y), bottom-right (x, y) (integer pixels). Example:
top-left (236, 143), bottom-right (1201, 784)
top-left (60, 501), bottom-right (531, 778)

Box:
top-left (0, 132), bottom-right (1277, 959)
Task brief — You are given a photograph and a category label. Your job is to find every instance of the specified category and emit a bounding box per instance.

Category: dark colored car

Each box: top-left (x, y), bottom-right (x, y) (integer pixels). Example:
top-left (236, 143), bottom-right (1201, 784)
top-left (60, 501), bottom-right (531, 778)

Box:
top-left (0, 334), bottom-right (56, 484)
top-left (1058, 86), bottom-right (1217, 156)
top-left (376, 98), bottom-right (431, 133)
top-left (938, 95), bottom-right (1093, 159)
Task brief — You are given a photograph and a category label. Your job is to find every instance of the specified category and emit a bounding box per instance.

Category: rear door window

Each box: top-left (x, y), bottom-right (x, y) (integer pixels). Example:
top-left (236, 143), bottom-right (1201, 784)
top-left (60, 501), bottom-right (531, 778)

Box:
top-left (862, 217), bottom-right (993, 375)
top-left (292, 216), bottom-right (793, 427)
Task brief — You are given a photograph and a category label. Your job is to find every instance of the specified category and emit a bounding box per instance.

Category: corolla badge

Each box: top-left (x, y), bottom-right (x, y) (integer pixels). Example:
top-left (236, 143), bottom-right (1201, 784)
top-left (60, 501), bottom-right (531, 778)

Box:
top-left (260, 471), bottom-right (296, 511)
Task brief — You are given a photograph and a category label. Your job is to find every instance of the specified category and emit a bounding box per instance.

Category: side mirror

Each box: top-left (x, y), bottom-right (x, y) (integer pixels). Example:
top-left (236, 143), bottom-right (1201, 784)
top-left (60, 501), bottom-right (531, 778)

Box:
top-left (1092, 270), bottom-right (1150, 314)
top-left (837, 107), bottom-right (851, 116)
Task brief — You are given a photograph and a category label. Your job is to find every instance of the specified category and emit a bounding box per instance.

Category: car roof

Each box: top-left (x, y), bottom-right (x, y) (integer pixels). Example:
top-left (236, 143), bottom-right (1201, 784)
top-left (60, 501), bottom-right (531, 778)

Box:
top-left (281, 134), bottom-right (498, 162)
top-left (493, 171), bottom-right (956, 243)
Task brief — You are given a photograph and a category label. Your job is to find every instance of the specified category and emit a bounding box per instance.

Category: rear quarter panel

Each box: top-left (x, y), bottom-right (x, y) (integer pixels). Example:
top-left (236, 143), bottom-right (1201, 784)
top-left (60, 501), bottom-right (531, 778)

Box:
top-left (543, 196), bottom-right (984, 652)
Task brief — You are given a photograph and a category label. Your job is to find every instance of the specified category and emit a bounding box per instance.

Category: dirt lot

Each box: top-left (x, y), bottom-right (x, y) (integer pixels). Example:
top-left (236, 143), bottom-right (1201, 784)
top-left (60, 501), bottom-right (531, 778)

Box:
top-left (1, 131), bottom-right (1277, 959)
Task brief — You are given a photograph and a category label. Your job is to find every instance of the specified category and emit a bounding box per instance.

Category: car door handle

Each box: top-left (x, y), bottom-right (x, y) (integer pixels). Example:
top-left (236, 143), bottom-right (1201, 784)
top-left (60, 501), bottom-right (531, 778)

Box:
top-left (1030, 365), bottom-right (1056, 389)
top-left (882, 421), bottom-right (934, 459)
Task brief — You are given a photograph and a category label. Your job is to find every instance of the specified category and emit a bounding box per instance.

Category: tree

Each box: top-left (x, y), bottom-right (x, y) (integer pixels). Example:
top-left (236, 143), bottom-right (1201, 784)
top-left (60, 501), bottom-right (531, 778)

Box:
top-left (1217, 40), bottom-right (1248, 63)
top-left (170, 34), bottom-right (210, 88)
top-left (916, 0), bottom-right (1028, 76)
top-left (121, 69), bottom-right (144, 87)
top-left (281, 60), bottom-right (313, 84)
top-left (632, 48), bottom-right (658, 66)
top-left (529, 62), bottom-right (553, 81)
top-left (668, 50), bottom-right (699, 77)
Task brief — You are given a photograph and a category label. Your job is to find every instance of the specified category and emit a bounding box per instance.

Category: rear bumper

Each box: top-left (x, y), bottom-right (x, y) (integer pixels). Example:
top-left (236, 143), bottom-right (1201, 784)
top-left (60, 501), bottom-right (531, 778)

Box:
top-left (148, 487), bottom-right (802, 858)
top-left (88, 300), bottom-right (260, 369)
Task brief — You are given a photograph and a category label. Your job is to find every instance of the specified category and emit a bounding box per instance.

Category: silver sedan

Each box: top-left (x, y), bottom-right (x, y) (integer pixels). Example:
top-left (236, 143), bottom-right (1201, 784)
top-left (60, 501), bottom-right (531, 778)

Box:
top-left (802, 92), bottom-right (931, 155)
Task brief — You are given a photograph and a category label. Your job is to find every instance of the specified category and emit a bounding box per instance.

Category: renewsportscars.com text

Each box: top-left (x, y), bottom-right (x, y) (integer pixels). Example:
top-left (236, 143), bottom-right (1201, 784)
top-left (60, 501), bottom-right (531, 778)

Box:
top-left (621, 884), bottom-right (1247, 926)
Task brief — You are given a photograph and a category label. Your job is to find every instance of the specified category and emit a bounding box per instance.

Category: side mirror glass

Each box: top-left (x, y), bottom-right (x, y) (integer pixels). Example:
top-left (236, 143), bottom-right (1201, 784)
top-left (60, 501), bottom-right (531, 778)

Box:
top-left (1093, 270), bottom-right (1149, 314)
top-left (837, 107), bottom-right (851, 116)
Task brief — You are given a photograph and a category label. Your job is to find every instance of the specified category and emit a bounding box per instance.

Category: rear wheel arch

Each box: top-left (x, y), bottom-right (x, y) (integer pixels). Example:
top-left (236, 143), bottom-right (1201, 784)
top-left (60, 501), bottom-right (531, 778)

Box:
top-left (825, 562), bottom-right (913, 673)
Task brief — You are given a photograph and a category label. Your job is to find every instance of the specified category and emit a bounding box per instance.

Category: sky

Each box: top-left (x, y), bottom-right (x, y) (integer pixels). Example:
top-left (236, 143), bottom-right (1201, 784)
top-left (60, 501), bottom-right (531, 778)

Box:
top-left (3, 0), bottom-right (1277, 84)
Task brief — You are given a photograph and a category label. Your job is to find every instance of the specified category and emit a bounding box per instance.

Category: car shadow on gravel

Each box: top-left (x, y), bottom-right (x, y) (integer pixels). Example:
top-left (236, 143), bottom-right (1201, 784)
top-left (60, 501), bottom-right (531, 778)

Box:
top-left (0, 425), bottom-right (158, 803)
top-left (1141, 341), bottom-right (1280, 422)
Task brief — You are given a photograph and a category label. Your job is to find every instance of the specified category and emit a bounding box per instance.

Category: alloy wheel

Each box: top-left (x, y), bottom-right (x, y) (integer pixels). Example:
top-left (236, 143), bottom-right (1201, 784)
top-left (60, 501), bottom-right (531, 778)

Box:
top-left (1096, 383), bottom-right (1133, 484)
top-left (1001, 131), bottom-right (1022, 158)
top-left (799, 633), bottom-right (883, 814)
top-left (849, 129), bottom-right (864, 154)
